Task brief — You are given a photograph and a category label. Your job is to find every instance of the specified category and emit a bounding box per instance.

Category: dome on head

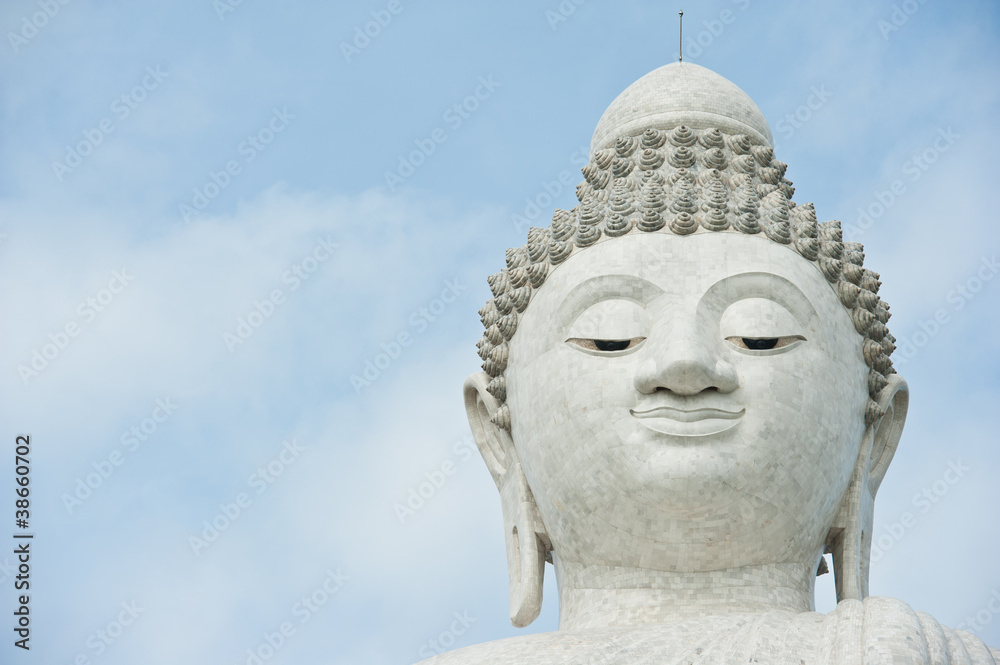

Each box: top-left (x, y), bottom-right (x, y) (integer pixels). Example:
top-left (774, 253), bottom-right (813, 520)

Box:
top-left (591, 62), bottom-right (773, 154)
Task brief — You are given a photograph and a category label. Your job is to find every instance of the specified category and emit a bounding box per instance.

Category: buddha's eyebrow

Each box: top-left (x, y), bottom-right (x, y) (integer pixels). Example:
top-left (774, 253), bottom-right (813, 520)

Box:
top-left (557, 274), bottom-right (663, 325)
top-left (700, 271), bottom-right (818, 324)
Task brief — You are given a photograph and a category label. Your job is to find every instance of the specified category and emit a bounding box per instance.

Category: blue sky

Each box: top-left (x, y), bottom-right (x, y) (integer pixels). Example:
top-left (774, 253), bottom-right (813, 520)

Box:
top-left (1, 1), bottom-right (998, 663)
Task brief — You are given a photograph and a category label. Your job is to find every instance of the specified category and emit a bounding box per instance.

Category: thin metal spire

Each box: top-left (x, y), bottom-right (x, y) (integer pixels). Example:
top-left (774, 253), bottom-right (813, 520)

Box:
top-left (679, 10), bottom-right (684, 61)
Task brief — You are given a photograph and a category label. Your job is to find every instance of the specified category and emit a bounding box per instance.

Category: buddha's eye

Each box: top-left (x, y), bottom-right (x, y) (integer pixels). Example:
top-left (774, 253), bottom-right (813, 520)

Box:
top-left (726, 336), bottom-right (804, 351)
top-left (742, 337), bottom-right (777, 350)
top-left (567, 337), bottom-right (646, 353)
top-left (720, 299), bottom-right (805, 354)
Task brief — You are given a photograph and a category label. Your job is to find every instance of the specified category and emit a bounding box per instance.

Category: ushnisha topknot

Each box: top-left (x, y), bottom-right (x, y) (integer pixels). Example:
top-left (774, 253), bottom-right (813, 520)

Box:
top-left (477, 125), bottom-right (896, 431)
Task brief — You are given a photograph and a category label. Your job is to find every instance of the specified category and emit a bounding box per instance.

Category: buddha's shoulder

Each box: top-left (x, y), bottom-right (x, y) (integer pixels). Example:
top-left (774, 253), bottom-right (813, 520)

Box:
top-left (414, 598), bottom-right (998, 664)
top-left (413, 614), bottom-right (813, 664)
top-left (828, 596), bottom-right (998, 663)
top-left (414, 630), bottom-right (592, 665)
top-left (413, 623), bottom-right (740, 665)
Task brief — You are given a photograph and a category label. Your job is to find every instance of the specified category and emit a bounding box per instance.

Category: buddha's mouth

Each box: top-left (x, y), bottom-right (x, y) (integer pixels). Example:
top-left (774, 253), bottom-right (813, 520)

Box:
top-left (629, 406), bottom-right (745, 437)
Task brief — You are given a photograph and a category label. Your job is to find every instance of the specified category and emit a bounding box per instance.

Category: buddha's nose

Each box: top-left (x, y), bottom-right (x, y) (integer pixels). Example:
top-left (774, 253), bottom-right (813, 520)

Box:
top-left (633, 327), bottom-right (738, 396)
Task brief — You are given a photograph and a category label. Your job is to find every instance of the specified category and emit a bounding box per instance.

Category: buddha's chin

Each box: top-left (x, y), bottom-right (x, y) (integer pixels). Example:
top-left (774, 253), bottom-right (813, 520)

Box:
top-left (610, 473), bottom-right (762, 522)
top-left (538, 444), bottom-right (829, 566)
top-left (614, 425), bottom-right (753, 490)
top-left (580, 442), bottom-right (783, 523)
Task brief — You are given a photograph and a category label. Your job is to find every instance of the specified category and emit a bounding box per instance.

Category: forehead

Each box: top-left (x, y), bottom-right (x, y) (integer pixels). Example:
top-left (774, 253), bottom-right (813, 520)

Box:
top-left (545, 231), bottom-right (826, 295)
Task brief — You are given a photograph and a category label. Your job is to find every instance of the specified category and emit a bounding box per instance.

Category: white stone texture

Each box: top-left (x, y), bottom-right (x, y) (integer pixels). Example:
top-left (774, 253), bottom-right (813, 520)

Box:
top-left (428, 61), bottom-right (998, 664)
top-left (591, 62), bottom-right (774, 154)
top-left (421, 598), bottom-right (996, 663)
top-left (506, 232), bottom-right (867, 585)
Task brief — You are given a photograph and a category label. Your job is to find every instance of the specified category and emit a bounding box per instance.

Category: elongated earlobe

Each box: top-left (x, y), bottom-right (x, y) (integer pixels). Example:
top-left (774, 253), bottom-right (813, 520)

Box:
top-left (827, 373), bottom-right (908, 601)
top-left (464, 372), bottom-right (550, 627)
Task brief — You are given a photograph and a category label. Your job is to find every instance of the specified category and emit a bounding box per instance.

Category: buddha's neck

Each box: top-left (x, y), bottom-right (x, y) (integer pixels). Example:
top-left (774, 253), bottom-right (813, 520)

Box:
top-left (553, 557), bottom-right (816, 630)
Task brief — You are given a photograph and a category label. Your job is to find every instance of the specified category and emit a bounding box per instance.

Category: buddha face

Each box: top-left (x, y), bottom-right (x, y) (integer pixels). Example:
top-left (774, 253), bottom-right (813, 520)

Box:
top-left (505, 231), bottom-right (871, 572)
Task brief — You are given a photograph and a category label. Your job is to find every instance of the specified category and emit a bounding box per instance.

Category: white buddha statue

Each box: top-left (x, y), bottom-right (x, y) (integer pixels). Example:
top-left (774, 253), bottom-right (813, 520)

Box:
top-left (421, 62), bottom-right (999, 664)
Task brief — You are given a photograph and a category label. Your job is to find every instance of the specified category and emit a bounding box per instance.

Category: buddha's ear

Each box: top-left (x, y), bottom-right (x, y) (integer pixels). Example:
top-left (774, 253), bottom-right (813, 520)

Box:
top-left (866, 373), bottom-right (908, 497)
top-left (827, 373), bottom-right (908, 602)
top-left (463, 372), bottom-right (513, 487)
top-left (463, 372), bottom-right (548, 628)
top-left (464, 372), bottom-right (551, 628)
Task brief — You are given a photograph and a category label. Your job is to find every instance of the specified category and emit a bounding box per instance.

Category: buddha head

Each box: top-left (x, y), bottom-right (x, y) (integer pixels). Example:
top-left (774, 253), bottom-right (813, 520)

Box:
top-left (463, 62), bottom-right (908, 628)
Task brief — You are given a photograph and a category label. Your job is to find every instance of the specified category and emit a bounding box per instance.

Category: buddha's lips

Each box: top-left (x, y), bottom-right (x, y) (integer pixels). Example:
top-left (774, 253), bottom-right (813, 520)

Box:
top-left (629, 406), bottom-right (745, 423)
